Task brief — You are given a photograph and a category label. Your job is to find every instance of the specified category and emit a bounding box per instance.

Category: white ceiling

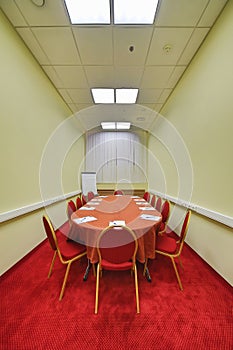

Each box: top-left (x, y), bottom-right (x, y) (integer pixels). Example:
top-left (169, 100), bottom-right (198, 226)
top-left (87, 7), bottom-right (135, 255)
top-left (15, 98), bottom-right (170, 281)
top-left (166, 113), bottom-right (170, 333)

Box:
top-left (0, 0), bottom-right (228, 131)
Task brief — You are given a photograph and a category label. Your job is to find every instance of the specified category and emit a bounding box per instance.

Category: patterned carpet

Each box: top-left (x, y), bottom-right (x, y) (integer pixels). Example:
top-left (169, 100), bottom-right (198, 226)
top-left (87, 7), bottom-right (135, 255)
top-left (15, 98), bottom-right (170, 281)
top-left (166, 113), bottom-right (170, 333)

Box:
top-left (0, 239), bottom-right (232, 350)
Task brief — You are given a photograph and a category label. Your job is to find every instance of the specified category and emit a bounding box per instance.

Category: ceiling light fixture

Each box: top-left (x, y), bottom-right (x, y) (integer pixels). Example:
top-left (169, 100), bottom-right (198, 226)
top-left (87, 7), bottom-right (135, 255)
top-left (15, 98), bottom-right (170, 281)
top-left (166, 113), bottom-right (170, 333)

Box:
top-left (64, 0), bottom-right (110, 24)
top-left (101, 122), bottom-right (131, 130)
top-left (91, 88), bottom-right (138, 104)
top-left (116, 88), bottom-right (138, 104)
top-left (114, 0), bottom-right (159, 24)
top-left (64, 0), bottom-right (159, 25)
top-left (91, 88), bottom-right (114, 104)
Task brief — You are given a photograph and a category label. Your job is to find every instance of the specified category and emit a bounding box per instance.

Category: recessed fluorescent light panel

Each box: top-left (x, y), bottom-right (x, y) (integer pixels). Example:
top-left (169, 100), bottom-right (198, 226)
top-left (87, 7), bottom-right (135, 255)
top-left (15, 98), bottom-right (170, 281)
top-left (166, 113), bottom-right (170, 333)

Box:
top-left (114, 0), bottom-right (159, 24)
top-left (116, 122), bottom-right (131, 130)
top-left (101, 122), bottom-right (131, 130)
top-left (116, 88), bottom-right (138, 104)
top-left (91, 88), bottom-right (114, 104)
top-left (101, 122), bottom-right (116, 130)
top-left (65, 0), bottom-right (159, 25)
top-left (64, 0), bottom-right (110, 24)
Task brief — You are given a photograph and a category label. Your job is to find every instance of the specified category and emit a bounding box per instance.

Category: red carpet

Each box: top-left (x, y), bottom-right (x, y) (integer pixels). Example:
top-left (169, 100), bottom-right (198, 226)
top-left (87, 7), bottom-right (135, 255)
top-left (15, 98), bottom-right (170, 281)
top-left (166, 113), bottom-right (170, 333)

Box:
top-left (0, 239), bottom-right (232, 350)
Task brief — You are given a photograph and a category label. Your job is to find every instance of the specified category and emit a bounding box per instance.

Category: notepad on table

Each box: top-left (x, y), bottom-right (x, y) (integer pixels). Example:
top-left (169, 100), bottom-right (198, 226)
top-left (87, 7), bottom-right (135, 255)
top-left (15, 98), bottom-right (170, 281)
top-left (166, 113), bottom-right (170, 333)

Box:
top-left (140, 214), bottom-right (161, 221)
top-left (79, 206), bottom-right (96, 210)
top-left (109, 220), bottom-right (126, 226)
top-left (73, 216), bottom-right (97, 224)
top-left (139, 207), bottom-right (155, 211)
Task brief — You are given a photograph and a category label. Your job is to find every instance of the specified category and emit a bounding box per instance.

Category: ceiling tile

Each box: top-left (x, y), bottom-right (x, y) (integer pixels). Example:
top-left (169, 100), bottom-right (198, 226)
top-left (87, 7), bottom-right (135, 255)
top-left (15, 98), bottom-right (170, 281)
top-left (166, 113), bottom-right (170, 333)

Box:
top-left (114, 66), bottom-right (144, 87)
top-left (14, 0), bottom-right (69, 26)
top-left (32, 27), bottom-right (81, 64)
top-left (53, 66), bottom-right (88, 88)
top-left (166, 66), bottom-right (186, 88)
top-left (73, 27), bottom-right (113, 65)
top-left (147, 27), bottom-right (193, 65)
top-left (198, 0), bottom-right (229, 27)
top-left (158, 89), bottom-right (172, 103)
top-left (58, 89), bottom-right (73, 104)
top-left (84, 66), bottom-right (115, 87)
top-left (178, 28), bottom-right (210, 65)
top-left (140, 66), bottom-right (174, 88)
top-left (0, 1), bottom-right (27, 26)
top-left (155, 0), bottom-right (209, 27)
top-left (42, 66), bottom-right (64, 88)
top-left (113, 27), bottom-right (153, 65)
top-left (66, 89), bottom-right (93, 104)
top-left (137, 89), bottom-right (163, 104)
top-left (16, 27), bottom-right (50, 65)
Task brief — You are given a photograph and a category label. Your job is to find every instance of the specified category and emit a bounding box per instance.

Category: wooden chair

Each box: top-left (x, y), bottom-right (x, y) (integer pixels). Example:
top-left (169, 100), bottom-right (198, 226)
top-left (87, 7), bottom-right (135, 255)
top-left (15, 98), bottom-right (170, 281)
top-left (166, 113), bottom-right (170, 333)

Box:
top-left (95, 225), bottom-right (140, 314)
top-left (42, 215), bottom-right (87, 300)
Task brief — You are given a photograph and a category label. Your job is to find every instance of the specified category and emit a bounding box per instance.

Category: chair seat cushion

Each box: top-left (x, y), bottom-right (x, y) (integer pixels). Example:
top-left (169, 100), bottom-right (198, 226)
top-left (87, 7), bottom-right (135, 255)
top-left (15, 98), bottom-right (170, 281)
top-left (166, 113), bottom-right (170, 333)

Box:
top-left (59, 238), bottom-right (86, 259)
top-left (156, 235), bottom-right (177, 254)
top-left (101, 259), bottom-right (133, 271)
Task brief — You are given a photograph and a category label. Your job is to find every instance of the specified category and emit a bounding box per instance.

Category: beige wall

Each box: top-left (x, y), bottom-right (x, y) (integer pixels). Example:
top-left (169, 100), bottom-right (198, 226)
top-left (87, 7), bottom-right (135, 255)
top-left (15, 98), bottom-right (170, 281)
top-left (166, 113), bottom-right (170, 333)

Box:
top-left (0, 12), bottom-right (85, 275)
top-left (148, 1), bottom-right (233, 285)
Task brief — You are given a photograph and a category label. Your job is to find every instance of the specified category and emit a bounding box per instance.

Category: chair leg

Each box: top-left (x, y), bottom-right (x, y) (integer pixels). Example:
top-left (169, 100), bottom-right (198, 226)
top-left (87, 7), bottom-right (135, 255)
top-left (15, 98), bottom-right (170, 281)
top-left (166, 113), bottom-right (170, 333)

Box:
top-left (94, 264), bottom-right (100, 314)
top-left (48, 251), bottom-right (57, 278)
top-left (92, 263), bottom-right (96, 277)
top-left (170, 257), bottom-right (183, 291)
top-left (178, 256), bottom-right (183, 270)
top-left (59, 262), bottom-right (71, 301)
top-left (134, 265), bottom-right (140, 314)
top-left (143, 258), bottom-right (148, 276)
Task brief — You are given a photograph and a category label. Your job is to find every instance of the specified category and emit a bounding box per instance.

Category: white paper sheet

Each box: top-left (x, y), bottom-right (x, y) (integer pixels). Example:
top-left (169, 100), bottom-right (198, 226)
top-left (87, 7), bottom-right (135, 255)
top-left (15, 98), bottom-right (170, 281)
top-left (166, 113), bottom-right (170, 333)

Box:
top-left (79, 206), bottom-right (96, 210)
top-left (139, 207), bottom-right (156, 211)
top-left (109, 220), bottom-right (126, 226)
top-left (140, 214), bottom-right (161, 221)
top-left (73, 216), bottom-right (97, 224)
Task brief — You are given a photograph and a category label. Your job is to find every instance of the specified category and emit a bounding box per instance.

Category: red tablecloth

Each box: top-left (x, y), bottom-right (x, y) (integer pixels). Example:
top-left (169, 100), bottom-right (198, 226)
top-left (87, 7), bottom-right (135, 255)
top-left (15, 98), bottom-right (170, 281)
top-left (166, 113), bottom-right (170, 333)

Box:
top-left (69, 195), bottom-right (162, 264)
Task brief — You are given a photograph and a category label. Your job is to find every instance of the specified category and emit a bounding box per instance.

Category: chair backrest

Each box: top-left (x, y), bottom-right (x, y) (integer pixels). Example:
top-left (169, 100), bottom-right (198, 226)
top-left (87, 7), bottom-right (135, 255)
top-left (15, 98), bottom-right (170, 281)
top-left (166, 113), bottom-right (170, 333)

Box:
top-left (67, 200), bottom-right (76, 219)
top-left (150, 195), bottom-right (156, 207)
top-left (177, 211), bottom-right (191, 254)
top-left (81, 194), bottom-right (87, 205)
top-left (42, 215), bottom-right (58, 252)
top-left (155, 197), bottom-right (162, 212)
top-left (97, 226), bottom-right (138, 265)
top-left (76, 196), bottom-right (82, 209)
top-left (143, 191), bottom-right (150, 202)
top-left (114, 190), bottom-right (124, 195)
top-left (87, 191), bottom-right (95, 201)
top-left (161, 200), bottom-right (170, 223)
top-left (180, 210), bottom-right (191, 242)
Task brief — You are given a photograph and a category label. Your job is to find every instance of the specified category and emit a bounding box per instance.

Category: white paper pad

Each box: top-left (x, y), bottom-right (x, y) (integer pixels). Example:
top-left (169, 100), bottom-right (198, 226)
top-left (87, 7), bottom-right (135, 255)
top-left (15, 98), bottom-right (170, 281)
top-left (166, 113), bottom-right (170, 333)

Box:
top-left (140, 214), bottom-right (161, 221)
top-left (79, 206), bottom-right (95, 210)
top-left (73, 216), bottom-right (97, 224)
top-left (139, 207), bottom-right (155, 211)
top-left (131, 196), bottom-right (140, 198)
top-left (89, 202), bottom-right (100, 205)
top-left (109, 220), bottom-right (126, 226)
top-left (135, 201), bottom-right (149, 205)
top-left (91, 198), bottom-right (102, 202)
top-left (134, 198), bottom-right (145, 201)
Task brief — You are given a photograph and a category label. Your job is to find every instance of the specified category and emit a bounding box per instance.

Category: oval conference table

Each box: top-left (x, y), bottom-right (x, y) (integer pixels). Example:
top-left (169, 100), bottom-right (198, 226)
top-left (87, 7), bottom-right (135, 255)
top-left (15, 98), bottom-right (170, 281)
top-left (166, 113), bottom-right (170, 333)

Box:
top-left (68, 195), bottom-right (162, 282)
